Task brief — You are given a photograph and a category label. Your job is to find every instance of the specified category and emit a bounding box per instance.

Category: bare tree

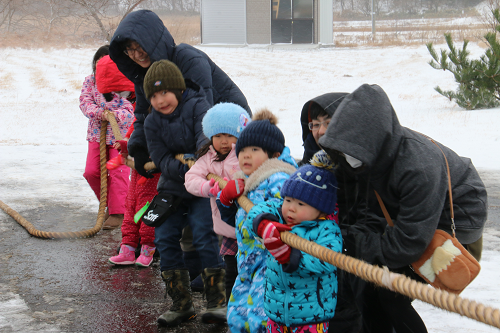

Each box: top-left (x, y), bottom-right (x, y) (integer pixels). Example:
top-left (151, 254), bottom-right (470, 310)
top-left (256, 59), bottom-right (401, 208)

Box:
top-left (67, 0), bottom-right (146, 42)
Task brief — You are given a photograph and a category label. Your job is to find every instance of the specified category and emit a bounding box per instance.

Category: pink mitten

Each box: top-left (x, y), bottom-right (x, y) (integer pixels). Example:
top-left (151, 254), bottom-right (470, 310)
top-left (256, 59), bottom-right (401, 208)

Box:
top-left (201, 179), bottom-right (217, 197)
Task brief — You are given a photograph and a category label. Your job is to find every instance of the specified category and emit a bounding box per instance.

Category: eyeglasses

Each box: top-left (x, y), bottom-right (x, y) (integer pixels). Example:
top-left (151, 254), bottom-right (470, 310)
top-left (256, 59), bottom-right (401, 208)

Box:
top-left (123, 45), bottom-right (144, 56)
top-left (308, 120), bottom-right (330, 131)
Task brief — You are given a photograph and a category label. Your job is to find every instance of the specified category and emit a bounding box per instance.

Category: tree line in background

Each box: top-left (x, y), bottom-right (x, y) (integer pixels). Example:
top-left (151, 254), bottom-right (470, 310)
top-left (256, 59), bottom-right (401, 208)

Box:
top-left (0, 0), bottom-right (199, 44)
top-left (335, 0), bottom-right (483, 18)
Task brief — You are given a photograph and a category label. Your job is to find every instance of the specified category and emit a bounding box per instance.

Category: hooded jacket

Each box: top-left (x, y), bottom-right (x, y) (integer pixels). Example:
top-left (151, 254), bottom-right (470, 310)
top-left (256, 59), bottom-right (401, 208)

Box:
top-left (144, 81), bottom-right (210, 198)
top-left (318, 84), bottom-right (487, 269)
top-left (299, 93), bottom-right (348, 165)
top-left (109, 10), bottom-right (250, 152)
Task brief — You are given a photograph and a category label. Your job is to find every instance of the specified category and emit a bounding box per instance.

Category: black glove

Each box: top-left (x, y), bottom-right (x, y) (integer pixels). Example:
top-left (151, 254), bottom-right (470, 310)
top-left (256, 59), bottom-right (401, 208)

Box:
top-left (129, 145), bottom-right (154, 179)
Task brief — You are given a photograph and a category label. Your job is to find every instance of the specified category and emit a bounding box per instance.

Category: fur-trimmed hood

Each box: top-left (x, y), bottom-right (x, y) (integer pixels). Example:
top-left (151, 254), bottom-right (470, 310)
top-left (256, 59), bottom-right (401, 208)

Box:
top-left (232, 146), bottom-right (297, 195)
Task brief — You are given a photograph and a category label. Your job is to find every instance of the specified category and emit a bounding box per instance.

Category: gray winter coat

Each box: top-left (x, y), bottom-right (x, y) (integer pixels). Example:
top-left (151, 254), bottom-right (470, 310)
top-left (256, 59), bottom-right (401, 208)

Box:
top-left (319, 84), bottom-right (487, 269)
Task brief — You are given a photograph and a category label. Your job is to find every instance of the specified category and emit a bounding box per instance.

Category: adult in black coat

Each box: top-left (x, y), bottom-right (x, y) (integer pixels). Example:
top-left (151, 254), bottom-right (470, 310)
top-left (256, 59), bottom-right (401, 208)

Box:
top-left (318, 83), bottom-right (488, 333)
top-left (109, 9), bottom-right (251, 178)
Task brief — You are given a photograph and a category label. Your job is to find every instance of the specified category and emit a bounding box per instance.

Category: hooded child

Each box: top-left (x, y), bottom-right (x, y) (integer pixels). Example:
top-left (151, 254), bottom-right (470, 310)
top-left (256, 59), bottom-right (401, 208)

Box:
top-left (79, 46), bottom-right (134, 230)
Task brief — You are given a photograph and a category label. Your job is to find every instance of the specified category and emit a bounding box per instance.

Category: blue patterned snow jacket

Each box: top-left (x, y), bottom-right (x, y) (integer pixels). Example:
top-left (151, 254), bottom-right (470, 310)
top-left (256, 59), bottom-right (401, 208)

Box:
top-left (245, 200), bottom-right (342, 327)
top-left (217, 147), bottom-right (297, 333)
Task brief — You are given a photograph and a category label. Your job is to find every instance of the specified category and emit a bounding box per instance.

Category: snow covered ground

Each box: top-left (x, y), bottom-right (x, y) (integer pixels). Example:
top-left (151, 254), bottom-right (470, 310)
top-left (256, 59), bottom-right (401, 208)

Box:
top-left (1, 42), bottom-right (499, 332)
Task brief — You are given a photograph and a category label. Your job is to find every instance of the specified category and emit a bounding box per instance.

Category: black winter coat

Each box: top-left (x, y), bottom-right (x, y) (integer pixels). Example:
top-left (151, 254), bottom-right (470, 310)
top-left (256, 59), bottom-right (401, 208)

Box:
top-left (144, 83), bottom-right (210, 198)
top-left (319, 84), bottom-right (488, 269)
top-left (109, 9), bottom-right (250, 151)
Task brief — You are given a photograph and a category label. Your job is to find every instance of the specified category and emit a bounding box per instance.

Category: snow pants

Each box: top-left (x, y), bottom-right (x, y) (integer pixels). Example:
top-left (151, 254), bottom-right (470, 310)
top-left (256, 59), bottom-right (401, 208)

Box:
top-left (83, 141), bottom-right (129, 215)
top-left (121, 169), bottom-right (159, 248)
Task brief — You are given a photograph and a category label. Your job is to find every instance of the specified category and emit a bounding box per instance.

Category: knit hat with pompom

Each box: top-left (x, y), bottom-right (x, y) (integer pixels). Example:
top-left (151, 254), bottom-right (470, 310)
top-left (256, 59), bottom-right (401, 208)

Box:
top-left (235, 108), bottom-right (285, 156)
top-left (281, 150), bottom-right (338, 214)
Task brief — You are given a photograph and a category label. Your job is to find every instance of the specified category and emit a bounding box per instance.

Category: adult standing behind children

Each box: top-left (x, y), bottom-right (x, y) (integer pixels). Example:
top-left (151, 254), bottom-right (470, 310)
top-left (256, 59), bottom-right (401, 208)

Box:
top-left (299, 92), bottom-right (362, 333)
top-left (79, 45), bottom-right (134, 230)
top-left (108, 9), bottom-right (251, 180)
top-left (318, 83), bottom-right (488, 333)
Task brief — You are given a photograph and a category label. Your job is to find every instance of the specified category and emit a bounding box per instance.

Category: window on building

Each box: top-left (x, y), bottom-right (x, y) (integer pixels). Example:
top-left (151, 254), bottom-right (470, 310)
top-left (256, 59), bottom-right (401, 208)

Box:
top-left (272, 0), bottom-right (313, 44)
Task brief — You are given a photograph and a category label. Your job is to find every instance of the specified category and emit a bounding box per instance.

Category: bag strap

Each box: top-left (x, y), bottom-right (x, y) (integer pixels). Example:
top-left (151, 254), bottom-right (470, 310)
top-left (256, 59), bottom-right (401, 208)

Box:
top-left (374, 134), bottom-right (456, 237)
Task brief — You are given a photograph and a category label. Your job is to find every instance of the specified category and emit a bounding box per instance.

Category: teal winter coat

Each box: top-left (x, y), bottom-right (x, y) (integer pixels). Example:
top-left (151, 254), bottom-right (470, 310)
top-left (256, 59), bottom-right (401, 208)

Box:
top-left (245, 200), bottom-right (342, 326)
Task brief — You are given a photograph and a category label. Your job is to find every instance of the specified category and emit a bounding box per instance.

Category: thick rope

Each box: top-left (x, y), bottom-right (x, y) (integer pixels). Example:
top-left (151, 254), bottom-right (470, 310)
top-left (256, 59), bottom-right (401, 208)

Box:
top-left (174, 155), bottom-right (500, 329)
top-left (0, 117), bottom-right (111, 238)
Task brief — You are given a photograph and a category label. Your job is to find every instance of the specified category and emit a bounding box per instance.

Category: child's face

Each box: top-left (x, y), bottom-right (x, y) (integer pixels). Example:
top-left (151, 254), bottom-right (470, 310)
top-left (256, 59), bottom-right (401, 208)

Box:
top-left (212, 133), bottom-right (237, 155)
top-left (124, 41), bottom-right (151, 68)
top-left (150, 90), bottom-right (179, 115)
top-left (281, 197), bottom-right (322, 226)
top-left (311, 115), bottom-right (331, 145)
top-left (238, 146), bottom-right (269, 175)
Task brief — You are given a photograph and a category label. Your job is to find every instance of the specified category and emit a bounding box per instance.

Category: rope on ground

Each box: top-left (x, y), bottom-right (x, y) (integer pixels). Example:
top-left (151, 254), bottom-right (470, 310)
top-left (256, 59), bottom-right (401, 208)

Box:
top-left (174, 155), bottom-right (500, 329)
top-left (0, 117), bottom-right (113, 239)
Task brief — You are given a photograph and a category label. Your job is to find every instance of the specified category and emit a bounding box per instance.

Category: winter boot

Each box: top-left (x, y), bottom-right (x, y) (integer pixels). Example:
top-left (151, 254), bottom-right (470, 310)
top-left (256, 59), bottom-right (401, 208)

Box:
top-left (102, 214), bottom-right (123, 230)
top-left (157, 269), bottom-right (197, 326)
top-left (201, 267), bottom-right (227, 324)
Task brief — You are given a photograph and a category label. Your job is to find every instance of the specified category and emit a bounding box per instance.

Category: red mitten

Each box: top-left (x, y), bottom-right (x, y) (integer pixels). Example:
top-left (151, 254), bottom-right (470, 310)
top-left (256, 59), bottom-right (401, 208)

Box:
top-left (257, 220), bottom-right (292, 239)
top-left (106, 155), bottom-right (124, 170)
top-left (116, 140), bottom-right (129, 157)
top-left (219, 179), bottom-right (245, 206)
top-left (137, 176), bottom-right (148, 186)
top-left (264, 237), bottom-right (291, 264)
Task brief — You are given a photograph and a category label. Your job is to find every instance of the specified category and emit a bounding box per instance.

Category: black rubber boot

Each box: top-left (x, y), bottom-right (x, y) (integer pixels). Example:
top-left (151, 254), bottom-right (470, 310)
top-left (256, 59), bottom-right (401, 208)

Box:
top-left (200, 267), bottom-right (227, 324)
top-left (157, 269), bottom-right (196, 326)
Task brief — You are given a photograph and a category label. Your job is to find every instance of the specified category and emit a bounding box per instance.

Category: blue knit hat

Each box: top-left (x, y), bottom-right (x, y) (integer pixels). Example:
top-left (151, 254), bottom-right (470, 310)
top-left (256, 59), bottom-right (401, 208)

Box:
top-left (281, 151), bottom-right (338, 214)
top-left (235, 109), bottom-right (285, 156)
top-left (202, 103), bottom-right (251, 139)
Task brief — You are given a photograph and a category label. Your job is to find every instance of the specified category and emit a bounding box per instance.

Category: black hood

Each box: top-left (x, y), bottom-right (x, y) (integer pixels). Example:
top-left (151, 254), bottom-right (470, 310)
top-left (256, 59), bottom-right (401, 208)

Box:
top-left (300, 92), bottom-right (348, 142)
top-left (109, 10), bottom-right (176, 86)
top-left (318, 84), bottom-right (404, 176)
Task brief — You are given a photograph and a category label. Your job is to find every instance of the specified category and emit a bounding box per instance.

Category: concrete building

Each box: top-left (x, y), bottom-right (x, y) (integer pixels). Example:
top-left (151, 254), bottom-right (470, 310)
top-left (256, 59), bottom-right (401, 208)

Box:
top-left (201, 0), bottom-right (333, 45)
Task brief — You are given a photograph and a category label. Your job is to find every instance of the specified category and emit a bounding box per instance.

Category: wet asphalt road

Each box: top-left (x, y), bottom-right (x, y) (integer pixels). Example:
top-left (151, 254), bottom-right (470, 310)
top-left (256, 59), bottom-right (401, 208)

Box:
top-left (0, 170), bottom-right (499, 333)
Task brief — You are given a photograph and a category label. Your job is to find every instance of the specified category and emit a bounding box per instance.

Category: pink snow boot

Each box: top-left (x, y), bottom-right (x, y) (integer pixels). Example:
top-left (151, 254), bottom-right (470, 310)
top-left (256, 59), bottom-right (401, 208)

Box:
top-left (135, 245), bottom-right (156, 267)
top-left (109, 245), bottom-right (136, 265)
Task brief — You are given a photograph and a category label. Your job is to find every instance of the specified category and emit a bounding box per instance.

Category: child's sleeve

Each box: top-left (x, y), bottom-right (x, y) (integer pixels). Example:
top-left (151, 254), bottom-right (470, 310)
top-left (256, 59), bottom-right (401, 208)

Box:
top-left (79, 76), bottom-right (104, 120)
top-left (106, 94), bottom-right (134, 127)
top-left (145, 118), bottom-right (185, 179)
top-left (244, 201), bottom-right (283, 240)
top-left (185, 154), bottom-right (211, 197)
top-left (216, 194), bottom-right (238, 227)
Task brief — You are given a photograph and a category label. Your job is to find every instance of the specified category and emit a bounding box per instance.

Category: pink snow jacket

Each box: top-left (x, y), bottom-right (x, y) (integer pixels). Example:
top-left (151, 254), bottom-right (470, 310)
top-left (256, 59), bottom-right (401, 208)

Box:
top-left (185, 144), bottom-right (240, 239)
top-left (79, 74), bottom-right (134, 145)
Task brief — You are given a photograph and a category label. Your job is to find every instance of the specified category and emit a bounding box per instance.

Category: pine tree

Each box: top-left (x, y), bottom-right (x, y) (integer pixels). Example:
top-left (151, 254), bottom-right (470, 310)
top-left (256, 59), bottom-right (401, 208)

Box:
top-left (427, 9), bottom-right (500, 110)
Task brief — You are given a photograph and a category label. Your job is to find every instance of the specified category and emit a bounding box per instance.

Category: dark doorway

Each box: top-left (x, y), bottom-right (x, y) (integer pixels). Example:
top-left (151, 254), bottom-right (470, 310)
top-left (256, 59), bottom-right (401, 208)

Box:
top-left (271, 0), bottom-right (313, 44)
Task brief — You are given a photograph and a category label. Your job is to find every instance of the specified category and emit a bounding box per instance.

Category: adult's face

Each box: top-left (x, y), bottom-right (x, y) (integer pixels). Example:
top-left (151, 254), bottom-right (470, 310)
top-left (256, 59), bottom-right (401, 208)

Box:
top-left (124, 41), bottom-right (151, 68)
top-left (311, 115), bottom-right (331, 145)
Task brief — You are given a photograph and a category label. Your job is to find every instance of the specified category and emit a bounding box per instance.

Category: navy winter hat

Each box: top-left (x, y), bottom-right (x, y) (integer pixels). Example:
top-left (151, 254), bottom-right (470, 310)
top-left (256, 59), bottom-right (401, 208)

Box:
top-left (202, 103), bottom-right (251, 139)
top-left (281, 153), bottom-right (338, 214)
top-left (235, 109), bottom-right (285, 156)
